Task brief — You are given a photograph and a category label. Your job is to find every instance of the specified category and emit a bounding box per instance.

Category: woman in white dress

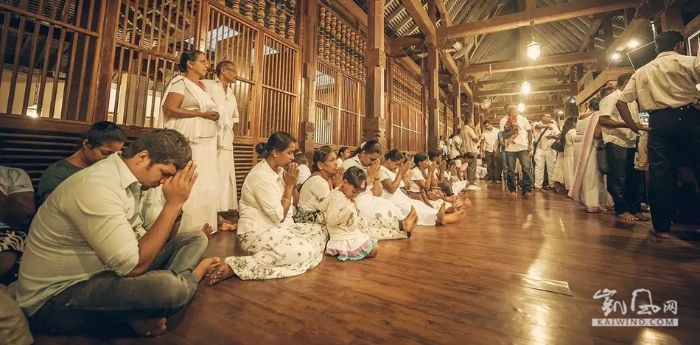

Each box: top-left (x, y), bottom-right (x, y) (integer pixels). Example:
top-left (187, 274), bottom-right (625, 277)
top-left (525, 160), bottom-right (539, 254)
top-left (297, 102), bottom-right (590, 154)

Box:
top-left (569, 99), bottom-right (614, 213)
top-left (336, 147), bottom-right (351, 166)
top-left (380, 150), bottom-right (459, 226)
top-left (296, 146), bottom-right (411, 239)
top-left (406, 153), bottom-right (466, 221)
top-left (340, 141), bottom-right (418, 228)
top-left (208, 132), bottom-right (327, 284)
top-left (160, 50), bottom-right (221, 233)
top-left (552, 116), bottom-right (577, 193)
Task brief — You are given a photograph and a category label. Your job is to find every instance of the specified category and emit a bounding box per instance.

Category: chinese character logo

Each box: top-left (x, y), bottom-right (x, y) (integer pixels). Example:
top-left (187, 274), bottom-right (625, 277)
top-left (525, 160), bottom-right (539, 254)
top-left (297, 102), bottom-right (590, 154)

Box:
top-left (593, 288), bottom-right (677, 317)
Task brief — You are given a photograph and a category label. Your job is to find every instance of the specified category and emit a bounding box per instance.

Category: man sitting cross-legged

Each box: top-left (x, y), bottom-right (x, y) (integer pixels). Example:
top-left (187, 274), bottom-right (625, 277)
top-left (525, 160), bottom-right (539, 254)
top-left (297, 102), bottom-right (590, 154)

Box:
top-left (11, 129), bottom-right (220, 337)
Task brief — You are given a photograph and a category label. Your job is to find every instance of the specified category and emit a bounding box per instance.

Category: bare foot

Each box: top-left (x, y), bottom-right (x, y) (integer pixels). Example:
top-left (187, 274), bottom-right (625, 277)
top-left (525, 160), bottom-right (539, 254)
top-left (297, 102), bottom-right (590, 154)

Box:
top-left (457, 208), bottom-right (467, 219)
top-left (194, 257), bottom-right (221, 282)
top-left (218, 220), bottom-right (237, 231)
top-left (201, 223), bottom-right (214, 239)
top-left (633, 213), bottom-right (650, 221)
top-left (509, 192), bottom-right (517, 196)
top-left (437, 203), bottom-right (447, 225)
top-left (523, 192), bottom-right (532, 199)
top-left (208, 264), bottom-right (235, 286)
top-left (401, 207), bottom-right (417, 233)
top-left (617, 212), bottom-right (638, 221)
top-left (462, 198), bottom-right (472, 210)
top-left (128, 318), bottom-right (167, 337)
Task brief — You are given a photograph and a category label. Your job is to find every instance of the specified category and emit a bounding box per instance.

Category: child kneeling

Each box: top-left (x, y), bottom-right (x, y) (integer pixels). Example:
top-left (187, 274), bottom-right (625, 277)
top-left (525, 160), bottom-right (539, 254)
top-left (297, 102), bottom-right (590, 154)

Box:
top-left (319, 167), bottom-right (379, 261)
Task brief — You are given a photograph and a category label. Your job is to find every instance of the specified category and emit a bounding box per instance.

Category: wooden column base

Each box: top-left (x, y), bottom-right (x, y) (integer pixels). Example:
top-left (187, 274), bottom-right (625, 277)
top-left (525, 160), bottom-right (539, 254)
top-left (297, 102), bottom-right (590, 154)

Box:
top-left (362, 116), bottom-right (388, 149)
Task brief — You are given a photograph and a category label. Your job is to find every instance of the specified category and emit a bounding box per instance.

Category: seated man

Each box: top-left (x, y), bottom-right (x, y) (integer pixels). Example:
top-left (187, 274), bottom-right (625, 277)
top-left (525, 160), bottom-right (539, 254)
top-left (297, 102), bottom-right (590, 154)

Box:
top-left (12, 129), bottom-right (220, 337)
top-left (38, 121), bottom-right (126, 201)
top-left (0, 142), bottom-right (35, 285)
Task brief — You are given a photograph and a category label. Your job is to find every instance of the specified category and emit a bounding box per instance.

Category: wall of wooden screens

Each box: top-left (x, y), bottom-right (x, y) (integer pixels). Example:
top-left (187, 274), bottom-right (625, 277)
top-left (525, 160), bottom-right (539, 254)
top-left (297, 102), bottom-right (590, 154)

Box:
top-left (0, 0), bottom-right (105, 122)
top-left (390, 62), bottom-right (424, 152)
top-left (313, 4), bottom-right (366, 148)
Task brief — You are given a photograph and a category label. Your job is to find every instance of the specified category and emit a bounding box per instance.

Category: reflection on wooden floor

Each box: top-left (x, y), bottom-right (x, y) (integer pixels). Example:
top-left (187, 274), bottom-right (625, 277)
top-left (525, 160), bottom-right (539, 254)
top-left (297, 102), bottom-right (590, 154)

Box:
top-left (36, 182), bottom-right (700, 345)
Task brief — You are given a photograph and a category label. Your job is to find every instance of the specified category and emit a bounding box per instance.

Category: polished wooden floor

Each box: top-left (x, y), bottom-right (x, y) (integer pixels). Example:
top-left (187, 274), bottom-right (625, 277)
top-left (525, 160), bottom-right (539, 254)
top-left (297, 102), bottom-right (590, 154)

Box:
top-left (35, 182), bottom-right (700, 345)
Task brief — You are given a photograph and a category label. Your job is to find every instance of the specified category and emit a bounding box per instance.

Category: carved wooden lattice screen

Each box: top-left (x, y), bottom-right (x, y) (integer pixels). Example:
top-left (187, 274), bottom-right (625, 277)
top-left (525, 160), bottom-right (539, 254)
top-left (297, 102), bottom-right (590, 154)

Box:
top-left (391, 62), bottom-right (424, 152)
top-left (106, 0), bottom-right (196, 128)
top-left (313, 4), bottom-right (366, 148)
top-left (438, 100), bottom-right (445, 140)
top-left (259, 35), bottom-right (299, 139)
top-left (0, 0), bottom-right (105, 122)
top-left (446, 105), bottom-right (454, 137)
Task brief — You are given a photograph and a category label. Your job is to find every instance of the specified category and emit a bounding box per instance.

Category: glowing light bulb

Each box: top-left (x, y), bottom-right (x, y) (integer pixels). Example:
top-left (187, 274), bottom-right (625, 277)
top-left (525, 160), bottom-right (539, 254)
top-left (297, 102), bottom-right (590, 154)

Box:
top-left (518, 103), bottom-right (525, 112)
top-left (526, 41), bottom-right (541, 60)
top-left (521, 81), bottom-right (531, 94)
top-left (627, 40), bottom-right (639, 49)
top-left (611, 52), bottom-right (621, 61)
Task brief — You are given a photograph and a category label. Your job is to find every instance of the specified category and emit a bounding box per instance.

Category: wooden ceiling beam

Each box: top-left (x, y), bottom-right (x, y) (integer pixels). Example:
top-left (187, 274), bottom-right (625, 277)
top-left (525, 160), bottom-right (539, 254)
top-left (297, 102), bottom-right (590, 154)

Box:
top-left (489, 99), bottom-right (564, 108)
top-left (565, 14), bottom-right (603, 76)
top-left (399, 0), bottom-right (436, 37)
top-left (436, 0), bottom-right (451, 26)
top-left (462, 50), bottom-right (607, 77)
top-left (389, 33), bottom-right (425, 49)
top-left (437, 0), bottom-right (639, 40)
top-left (475, 83), bottom-right (577, 97)
top-left (478, 73), bottom-right (566, 86)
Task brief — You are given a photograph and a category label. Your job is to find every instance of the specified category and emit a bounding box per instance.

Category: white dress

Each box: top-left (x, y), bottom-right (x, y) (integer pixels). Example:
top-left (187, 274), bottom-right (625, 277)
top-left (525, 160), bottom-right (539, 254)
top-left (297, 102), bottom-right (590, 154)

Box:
top-left (222, 160), bottom-right (327, 280)
top-left (408, 167), bottom-right (447, 210)
top-left (320, 189), bottom-right (377, 261)
top-left (379, 166), bottom-right (438, 226)
top-left (297, 175), bottom-right (407, 239)
top-left (340, 156), bottom-right (408, 221)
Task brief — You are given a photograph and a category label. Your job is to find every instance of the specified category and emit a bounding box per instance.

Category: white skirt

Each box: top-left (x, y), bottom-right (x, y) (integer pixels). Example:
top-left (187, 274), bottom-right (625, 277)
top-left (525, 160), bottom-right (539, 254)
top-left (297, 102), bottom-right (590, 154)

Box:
top-left (355, 192), bottom-right (408, 222)
top-left (384, 190), bottom-right (438, 226)
top-left (180, 136), bottom-right (219, 232)
top-left (217, 148), bottom-right (238, 212)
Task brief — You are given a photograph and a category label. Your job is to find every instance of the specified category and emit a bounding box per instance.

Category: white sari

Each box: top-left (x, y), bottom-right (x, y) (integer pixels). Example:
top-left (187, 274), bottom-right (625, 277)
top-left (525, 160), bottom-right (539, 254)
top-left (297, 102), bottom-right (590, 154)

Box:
top-left (158, 76), bottom-right (219, 232)
top-left (340, 156), bottom-right (408, 221)
top-left (568, 112), bottom-right (613, 212)
top-left (380, 166), bottom-right (438, 226)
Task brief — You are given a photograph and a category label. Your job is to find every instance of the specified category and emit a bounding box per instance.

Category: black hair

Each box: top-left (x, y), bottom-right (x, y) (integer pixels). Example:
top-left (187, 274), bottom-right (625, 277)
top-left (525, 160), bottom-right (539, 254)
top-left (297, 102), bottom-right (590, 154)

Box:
top-left (600, 86), bottom-right (615, 98)
top-left (384, 149), bottom-right (404, 162)
top-left (294, 153), bottom-right (308, 165)
top-left (351, 140), bottom-right (382, 157)
top-left (447, 159), bottom-right (457, 166)
top-left (616, 73), bottom-right (633, 88)
top-left (438, 181), bottom-right (454, 197)
top-left (655, 30), bottom-right (684, 53)
top-left (338, 147), bottom-right (350, 156)
top-left (454, 128), bottom-right (462, 135)
top-left (428, 149), bottom-right (442, 161)
top-left (82, 121), bottom-right (126, 149)
top-left (504, 102), bottom-right (514, 111)
top-left (413, 152), bottom-right (429, 166)
top-left (589, 98), bottom-right (601, 111)
top-left (312, 146), bottom-right (335, 172)
top-left (178, 50), bottom-right (205, 73)
top-left (215, 60), bottom-right (236, 75)
top-left (255, 132), bottom-right (297, 158)
top-left (343, 166), bottom-right (367, 189)
top-left (464, 152), bottom-right (475, 160)
top-left (122, 129), bottom-right (192, 170)
top-left (483, 119), bottom-right (490, 125)
top-left (559, 116), bottom-right (577, 144)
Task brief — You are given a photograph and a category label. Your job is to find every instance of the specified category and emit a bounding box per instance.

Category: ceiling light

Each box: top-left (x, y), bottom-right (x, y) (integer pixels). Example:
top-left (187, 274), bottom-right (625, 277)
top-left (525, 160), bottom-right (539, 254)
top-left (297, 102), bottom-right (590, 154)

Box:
top-left (521, 81), bottom-right (531, 94)
top-left (557, 110), bottom-right (564, 115)
top-left (570, 96), bottom-right (576, 103)
top-left (526, 41), bottom-right (541, 60)
top-left (627, 40), bottom-right (639, 49)
top-left (611, 52), bottom-right (621, 61)
top-left (518, 103), bottom-right (525, 112)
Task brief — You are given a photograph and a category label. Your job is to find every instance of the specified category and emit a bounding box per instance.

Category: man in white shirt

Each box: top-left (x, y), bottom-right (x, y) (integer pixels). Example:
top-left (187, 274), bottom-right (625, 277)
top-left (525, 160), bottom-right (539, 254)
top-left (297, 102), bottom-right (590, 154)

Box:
top-left (599, 73), bottom-right (646, 221)
top-left (532, 114), bottom-right (561, 191)
top-left (480, 120), bottom-right (501, 183)
top-left (449, 131), bottom-right (462, 159)
top-left (13, 129), bottom-right (220, 337)
top-left (616, 30), bottom-right (700, 238)
top-left (460, 119), bottom-right (480, 184)
top-left (500, 105), bottom-right (534, 197)
top-left (203, 60), bottom-right (240, 232)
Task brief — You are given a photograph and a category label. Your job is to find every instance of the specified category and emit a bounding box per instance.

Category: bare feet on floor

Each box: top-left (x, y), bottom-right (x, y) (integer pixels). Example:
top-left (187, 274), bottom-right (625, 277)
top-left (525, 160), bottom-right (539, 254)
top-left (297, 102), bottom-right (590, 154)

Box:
top-left (617, 212), bottom-right (638, 221)
top-left (402, 206), bottom-right (418, 234)
top-left (194, 257), bottom-right (221, 282)
top-left (633, 213), bottom-right (650, 221)
top-left (437, 203), bottom-right (447, 225)
top-left (218, 221), bottom-right (237, 231)
top-left (128, 318), bottom-right (167, 337)
top-left (208, 263), bottom-right (236, 286)
top-left (201, 223), bottom-right (214, 239)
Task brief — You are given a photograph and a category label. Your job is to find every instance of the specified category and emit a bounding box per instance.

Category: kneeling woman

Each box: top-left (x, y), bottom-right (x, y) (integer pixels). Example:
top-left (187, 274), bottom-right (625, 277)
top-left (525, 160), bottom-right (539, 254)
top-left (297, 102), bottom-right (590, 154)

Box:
top-left (340, 141), bottom-right (418, 231)
top-left (296, 146), bottom-right (412, 239)
top-left (209, 132), bottom-right (327, 284)
top-left (321, 167), bottom-right (379, 261)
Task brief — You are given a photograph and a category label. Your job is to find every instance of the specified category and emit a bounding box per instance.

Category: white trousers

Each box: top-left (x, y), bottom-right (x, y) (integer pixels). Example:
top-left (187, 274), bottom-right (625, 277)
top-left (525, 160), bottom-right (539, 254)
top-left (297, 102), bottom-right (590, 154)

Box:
top-left (534, 149), bottom-right (557, 188)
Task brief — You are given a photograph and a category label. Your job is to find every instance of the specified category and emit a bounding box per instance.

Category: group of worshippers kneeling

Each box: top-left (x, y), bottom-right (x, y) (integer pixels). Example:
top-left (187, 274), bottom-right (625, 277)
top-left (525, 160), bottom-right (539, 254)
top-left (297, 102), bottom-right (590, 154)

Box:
top-left (1, 127), bottom-right (473, 340)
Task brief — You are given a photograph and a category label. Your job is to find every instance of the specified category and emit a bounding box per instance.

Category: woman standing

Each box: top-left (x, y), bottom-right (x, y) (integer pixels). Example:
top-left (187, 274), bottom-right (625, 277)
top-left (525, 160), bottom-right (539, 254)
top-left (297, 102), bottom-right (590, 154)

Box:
top-left (159, 50), bottom-right (221, 232)
top-left (208, 133), bottom-right (327, 284)
top-left (552, 116), bottom-right (577, 193)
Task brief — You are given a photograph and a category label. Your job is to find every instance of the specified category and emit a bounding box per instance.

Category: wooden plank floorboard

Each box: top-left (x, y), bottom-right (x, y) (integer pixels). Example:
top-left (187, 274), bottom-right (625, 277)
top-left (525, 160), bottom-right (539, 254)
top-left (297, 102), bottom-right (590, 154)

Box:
top-left (34, 182), bottom-right (700, 344)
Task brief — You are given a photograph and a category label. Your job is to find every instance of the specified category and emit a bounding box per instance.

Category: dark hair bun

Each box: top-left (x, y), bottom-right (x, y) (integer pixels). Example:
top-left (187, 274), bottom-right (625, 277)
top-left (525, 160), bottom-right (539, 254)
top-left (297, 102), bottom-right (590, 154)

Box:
top-left (255, 142), bottom-right (267, 155)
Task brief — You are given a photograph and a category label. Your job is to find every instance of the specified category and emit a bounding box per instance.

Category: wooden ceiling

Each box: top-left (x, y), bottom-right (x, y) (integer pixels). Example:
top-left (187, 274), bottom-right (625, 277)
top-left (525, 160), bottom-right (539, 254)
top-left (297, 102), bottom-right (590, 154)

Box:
top-left (352, 0), bottom-right (697, 119)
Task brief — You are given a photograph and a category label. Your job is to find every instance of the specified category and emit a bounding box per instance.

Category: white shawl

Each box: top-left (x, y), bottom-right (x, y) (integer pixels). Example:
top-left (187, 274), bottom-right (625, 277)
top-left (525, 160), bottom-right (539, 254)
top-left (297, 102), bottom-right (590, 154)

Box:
top-left (157, 75), bottom-right (217, 143)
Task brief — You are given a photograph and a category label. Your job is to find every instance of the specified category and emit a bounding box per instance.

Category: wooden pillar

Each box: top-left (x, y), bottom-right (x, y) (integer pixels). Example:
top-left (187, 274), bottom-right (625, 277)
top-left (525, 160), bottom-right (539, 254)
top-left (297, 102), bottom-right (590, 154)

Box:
top-left (300, 0), bottom-right (318, 155)
top-left (661, 6), bottom-right (684, 32)
top-left (518, 0), bottom-right (536, 60)
top-left (575, 64), bottom-right (584, 82)
top-left (94, 0), bottom-right (121, 122)
top-left (363, 0), bottom-right (387, 146)
top-left (426, 0), bottom-right (439, 150)
top-left (452, 77), bottom-right (461, 134)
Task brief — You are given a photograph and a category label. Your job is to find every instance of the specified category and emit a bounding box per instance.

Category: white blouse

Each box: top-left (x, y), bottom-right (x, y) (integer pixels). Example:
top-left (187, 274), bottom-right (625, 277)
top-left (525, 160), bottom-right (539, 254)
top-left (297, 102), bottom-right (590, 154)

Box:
top-left (408, 167), bottom-right (426, 193)
top-left (379, 166), bottom-right (404, 198)
top-left (237, 160), bottom-right (293, 234)
top-left (340, 156), bottom-right (373, 194)
top-left (297, 175), bottom-right (331, 213)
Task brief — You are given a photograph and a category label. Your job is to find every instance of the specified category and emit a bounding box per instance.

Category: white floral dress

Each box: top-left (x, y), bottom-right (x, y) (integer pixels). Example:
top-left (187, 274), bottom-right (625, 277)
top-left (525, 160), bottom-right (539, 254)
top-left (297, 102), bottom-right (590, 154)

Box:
top-left (319, 189), bottom-right (377, 261)
top-left (223, 160), bottom-right (327, 280)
